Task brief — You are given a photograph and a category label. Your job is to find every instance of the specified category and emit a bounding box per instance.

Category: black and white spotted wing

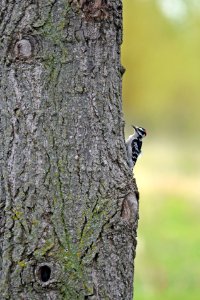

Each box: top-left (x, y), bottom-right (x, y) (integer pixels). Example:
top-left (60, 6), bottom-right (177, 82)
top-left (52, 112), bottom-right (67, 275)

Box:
top-left (131, 138), bottom-right (142, 166)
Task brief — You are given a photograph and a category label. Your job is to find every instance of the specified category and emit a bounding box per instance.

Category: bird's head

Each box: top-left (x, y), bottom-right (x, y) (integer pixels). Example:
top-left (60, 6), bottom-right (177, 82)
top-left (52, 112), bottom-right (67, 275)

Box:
top-left (132, 125), bottom-right (147, 138)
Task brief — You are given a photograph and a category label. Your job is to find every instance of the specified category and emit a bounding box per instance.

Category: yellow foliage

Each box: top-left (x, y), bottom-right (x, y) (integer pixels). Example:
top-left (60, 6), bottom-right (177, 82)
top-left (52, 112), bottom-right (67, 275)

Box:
top-left (122, 0), bottom-right (200, 139)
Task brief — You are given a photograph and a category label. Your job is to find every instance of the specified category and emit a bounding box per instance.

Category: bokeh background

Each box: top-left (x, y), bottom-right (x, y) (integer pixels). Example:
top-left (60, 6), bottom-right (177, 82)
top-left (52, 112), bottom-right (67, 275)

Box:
top-left (122, 1), bottom-right (200, 299)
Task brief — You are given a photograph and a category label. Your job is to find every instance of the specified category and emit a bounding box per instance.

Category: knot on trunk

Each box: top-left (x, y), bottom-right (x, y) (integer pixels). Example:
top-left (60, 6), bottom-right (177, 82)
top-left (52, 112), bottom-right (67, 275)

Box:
top-left (121, 193), bottom-right (139, 223)
top-left (70, 0), bottom-right (109, 20)
top-left (11, 33), bottom-right (41, 62)
top-left (14, 39), bottom-right (32, 60)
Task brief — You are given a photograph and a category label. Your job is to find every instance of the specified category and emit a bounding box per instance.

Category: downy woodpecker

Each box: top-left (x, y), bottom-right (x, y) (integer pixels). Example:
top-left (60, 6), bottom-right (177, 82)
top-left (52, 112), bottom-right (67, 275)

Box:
top-left (126, 126), bottom-right (147, 169)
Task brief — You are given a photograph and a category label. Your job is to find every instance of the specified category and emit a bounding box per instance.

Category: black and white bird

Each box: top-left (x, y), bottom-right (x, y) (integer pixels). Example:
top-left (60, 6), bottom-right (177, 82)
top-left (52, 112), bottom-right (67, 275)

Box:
top-left (126, 126), bottom-right (147, 169)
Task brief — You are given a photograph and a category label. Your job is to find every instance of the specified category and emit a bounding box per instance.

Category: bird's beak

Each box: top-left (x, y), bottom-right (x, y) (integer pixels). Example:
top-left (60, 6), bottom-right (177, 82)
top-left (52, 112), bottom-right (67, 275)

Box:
top-left (132, 125), bottom-right (137, 131)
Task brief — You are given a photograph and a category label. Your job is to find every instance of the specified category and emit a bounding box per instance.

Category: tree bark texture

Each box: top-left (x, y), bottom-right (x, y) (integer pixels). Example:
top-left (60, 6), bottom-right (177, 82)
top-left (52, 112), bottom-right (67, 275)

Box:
top-left (0, 1), bottom-right (139, 299)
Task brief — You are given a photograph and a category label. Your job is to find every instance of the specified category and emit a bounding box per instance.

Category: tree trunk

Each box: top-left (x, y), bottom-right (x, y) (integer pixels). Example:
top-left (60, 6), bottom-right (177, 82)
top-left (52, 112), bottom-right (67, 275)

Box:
top-left (0, 1), bottom-right (139, 299)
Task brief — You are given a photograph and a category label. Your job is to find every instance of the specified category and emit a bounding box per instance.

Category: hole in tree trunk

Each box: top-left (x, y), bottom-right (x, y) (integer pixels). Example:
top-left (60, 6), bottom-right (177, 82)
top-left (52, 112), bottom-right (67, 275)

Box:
top-left (39, 265), bottom-right (51, 282)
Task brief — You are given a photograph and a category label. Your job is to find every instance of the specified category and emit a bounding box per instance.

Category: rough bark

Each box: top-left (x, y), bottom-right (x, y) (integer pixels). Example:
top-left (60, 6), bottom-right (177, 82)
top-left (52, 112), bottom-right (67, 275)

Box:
top-left (0, 1), bottom-right (139, 299)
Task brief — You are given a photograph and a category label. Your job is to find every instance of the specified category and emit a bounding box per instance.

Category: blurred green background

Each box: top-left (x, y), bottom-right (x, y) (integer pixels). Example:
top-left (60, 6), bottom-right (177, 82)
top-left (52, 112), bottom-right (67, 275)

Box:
top-left (122, 1), bottom-right (200, 299)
